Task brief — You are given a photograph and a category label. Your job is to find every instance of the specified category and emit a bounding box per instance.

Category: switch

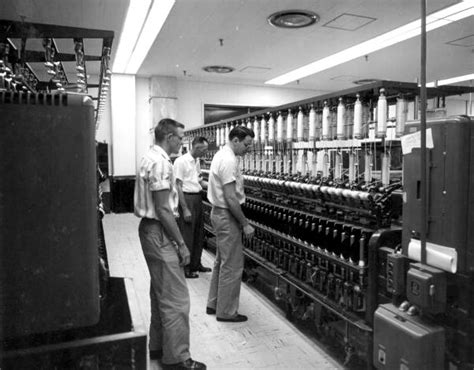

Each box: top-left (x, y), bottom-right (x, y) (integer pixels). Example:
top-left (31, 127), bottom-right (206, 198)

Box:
top-left (386, 253), bottom-right (409, 296)
top-left (378, 349), bottom-right (386, 365)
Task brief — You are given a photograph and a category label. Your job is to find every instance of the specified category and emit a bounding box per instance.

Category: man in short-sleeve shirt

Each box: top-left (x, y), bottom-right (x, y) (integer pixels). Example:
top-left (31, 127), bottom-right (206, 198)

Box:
top-left (174, 136), bottom-right (210, 279)
top-left (206, 126), bottom-right (255, 322)
top-left (134, 118), bottom-right (206, 369)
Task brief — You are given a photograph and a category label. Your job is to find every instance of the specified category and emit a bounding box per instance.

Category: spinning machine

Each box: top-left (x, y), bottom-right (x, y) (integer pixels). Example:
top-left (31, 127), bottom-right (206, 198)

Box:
top-left (187, 81), bottom-right (474, 369)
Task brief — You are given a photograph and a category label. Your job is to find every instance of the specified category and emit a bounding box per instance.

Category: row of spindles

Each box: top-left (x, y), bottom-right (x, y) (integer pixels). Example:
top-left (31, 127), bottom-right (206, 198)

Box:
top-left (212, 89), bottom-right (408, 148)
top-left (189, 89), bottom-right (408, 186)
top-left (0, 41), bottom-right (38, 92)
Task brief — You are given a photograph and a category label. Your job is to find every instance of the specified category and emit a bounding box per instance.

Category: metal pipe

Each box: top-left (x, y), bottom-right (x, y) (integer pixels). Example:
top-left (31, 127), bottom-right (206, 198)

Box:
top-left (148, 95), bottom-right (178, 103)
top-left (420, 0), bottom-right (427, 265)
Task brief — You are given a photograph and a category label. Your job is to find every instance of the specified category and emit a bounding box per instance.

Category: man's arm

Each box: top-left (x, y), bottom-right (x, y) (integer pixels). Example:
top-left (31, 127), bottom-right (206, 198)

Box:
top-left (222, 182), bottom-right (254, 238)
top-left (176, 179), bottom-right (192, 223)
top-left (152, 190), bottom-right (190, 265)
top-left (197, 165), bottom-right (207, 189)
top-left (199, 178), bottom-right (208, 190)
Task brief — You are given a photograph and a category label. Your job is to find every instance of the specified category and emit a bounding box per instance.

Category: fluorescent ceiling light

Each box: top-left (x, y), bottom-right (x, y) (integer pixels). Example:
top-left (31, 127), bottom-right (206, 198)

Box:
top-left (112, 0), bottom-right (152, 73)
top-left (112, 0), bottom-right (175, 74)
top-left (126, 0), bottom-right (175, 74)
top-left (266, 0), bottom-right (474, 85)
top-left (426, 73), bottom-right (474, 87)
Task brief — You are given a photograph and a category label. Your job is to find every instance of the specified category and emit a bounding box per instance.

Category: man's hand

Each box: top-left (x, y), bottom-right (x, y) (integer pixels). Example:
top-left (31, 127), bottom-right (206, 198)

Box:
top-left (242, 223), bottom-right (255, 241)
top-left (176, 242), bottom-right (190, 266)
top-left (183, 209), bottom-right (192, 223)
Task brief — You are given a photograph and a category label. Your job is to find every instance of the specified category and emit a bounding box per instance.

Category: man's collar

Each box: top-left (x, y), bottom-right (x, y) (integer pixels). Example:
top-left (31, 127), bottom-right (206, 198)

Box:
top-left (179, 151), bottom-right (195, 162)
top-left (153, 145), bottom-right (171, 162)
top-left (223, 144), bottom-right (236, 156)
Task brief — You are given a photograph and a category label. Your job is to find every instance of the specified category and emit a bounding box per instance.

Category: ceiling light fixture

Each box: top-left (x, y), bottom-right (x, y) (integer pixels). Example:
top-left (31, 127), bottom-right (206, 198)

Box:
top-left (426, 73), bottom-right (474, 87)
top-left (126, 0), bottom-right (175, 74)
top-left (266, 0), bottom-right (474, 85)
top-left (203, 65), bottom-right (235, 73)
top-left (112, 0), bottom-right (175, 74)
top-left (268, 10), bottom-right (319, 29)
top-left (112, 0), bottom-right (151, 73)
top-left (353, 78), bottom-right (381, 85)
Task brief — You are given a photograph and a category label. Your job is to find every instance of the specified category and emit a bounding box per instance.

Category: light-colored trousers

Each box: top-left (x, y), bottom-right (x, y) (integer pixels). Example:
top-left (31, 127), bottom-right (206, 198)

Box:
top-left (138, 218), bottom-right (190, 364)
top-left (206, 207), bottom-right (244, 319)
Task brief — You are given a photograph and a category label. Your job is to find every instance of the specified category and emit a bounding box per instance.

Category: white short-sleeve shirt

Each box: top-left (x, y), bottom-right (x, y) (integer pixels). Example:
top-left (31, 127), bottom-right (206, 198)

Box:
top-left (173, 152), bottom-right (202, 193)
top-left (208, 145), bottom-right (245, 208)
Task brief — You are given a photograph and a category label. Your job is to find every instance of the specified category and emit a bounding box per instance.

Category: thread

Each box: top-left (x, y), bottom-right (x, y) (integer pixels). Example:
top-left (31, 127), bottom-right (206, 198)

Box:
top-left (353, 94), bottom-right (362, 139)
top-left (376, 88), bottom-right (387, 138)
top-left (308, 104), bottom-right (316, 141)
top-left (297, 106), bottom-right (304, 141)
top-left (337, 97), bottom-right (346, 139)
top-left (268, 114), bottom-right (275, 143)
top-left (322, 101), bottom-right (330, 140)
top-left (286, 109), bottom-right (293, 142)
top-left (276, 111), bottom-right (283, 143)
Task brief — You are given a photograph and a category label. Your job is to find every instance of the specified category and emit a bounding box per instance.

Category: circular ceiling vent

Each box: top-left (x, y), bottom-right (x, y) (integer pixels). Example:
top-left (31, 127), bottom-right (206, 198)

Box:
top-left (353, 78), bottom-right (381, 85)
top-left (268, 10), bottom-right (319, 29)
top-left (202, 65), bottom-right (235, 73)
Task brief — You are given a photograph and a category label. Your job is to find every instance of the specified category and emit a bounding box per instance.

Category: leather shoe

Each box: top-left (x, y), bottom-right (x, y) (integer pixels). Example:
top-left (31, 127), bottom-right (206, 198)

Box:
top-left (185, 271), bottom-right (199, 279)
top-left (216, 314), bottom-right (248, 322)
top-left (197, 265), bottom-right (212, 273)
top-left (149, 349), bottom-right (163, 360)
top-left (162, 358), bottom-right (206, 369)
top-left (206, 307), bottom-right (216, 315)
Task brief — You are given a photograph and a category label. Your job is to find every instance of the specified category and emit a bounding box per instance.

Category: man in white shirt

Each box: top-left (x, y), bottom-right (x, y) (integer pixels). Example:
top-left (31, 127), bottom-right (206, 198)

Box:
top-left (206, 125), bottom-right (255, 322)
top-left (134, 118), bottom-right (206, 370)
top-left (174, 136), bottom-right (210, 279)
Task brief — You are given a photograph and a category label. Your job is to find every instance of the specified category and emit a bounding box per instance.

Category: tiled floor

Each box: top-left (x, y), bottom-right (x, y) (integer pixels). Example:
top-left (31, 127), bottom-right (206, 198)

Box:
top-left (103, 213), bottom-right (342, 369)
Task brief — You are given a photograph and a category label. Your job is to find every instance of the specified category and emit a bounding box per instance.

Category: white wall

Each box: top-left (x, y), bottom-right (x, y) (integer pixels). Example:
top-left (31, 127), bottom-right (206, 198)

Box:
top-left (446, 94), bottom-right (473, 116)
top-left (176, 79), bottom-right (320, 129)
top-left (150, 76), bottom-right (178, 124)
top-left (110, 74), bottom-right (136, 176)
top-left (133, 76), bottom-right (319, 158)
top-left (134, 76), bottom-right (180, 171)
top-left (135, 77), bottom-right (152, 171)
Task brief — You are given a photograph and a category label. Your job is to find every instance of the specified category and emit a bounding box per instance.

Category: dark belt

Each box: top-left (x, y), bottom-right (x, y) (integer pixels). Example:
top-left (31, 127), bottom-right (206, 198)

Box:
top-left (143, 216), bottom-right (179, 222)
top-left (211, 205), bottom-right (229, 210)
top-left (184, 192), bottom-right (201, 195)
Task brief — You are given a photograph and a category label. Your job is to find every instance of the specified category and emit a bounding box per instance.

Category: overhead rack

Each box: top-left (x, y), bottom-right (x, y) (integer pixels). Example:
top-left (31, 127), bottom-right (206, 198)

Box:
top-left (0, 19), bottom-right (114, 125)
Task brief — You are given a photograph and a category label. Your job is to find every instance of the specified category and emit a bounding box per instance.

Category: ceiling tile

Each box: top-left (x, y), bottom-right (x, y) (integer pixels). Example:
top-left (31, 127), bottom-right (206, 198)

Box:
top-left (322, 13), bottom-right (376, 31)
top-left (447, 34), bottom-right (474, 47)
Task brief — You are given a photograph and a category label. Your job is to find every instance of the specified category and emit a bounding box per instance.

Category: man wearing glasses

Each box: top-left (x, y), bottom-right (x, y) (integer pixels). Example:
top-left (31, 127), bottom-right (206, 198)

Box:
top-left (134, 118), bottom-right (206, 369)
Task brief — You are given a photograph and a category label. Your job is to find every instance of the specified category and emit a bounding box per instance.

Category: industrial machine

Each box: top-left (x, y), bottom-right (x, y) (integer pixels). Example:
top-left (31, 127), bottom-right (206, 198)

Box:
top-left (186, 81), bottom-right (474, 369)
top-left (0, 22), bottom-right (146, 369)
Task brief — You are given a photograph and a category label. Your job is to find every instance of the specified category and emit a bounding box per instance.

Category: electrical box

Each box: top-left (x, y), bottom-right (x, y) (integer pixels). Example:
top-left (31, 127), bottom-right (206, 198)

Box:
top-left (406, 263), bottom-right (446, 314)
top-left (387, 253), bottom-right (409, 295)
top-left (402, 116), bottom-right (474, 273)
top-left (373, 303), bottom-right (445, 370)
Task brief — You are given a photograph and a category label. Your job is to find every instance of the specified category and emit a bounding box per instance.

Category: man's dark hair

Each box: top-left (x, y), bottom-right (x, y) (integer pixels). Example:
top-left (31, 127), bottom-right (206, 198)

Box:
top-left (229, 125), bottom-right (255, 141)
top-left (192, 136), bottom-right (209, 147)
top-left (154, 118), bottom-right (185, 142)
